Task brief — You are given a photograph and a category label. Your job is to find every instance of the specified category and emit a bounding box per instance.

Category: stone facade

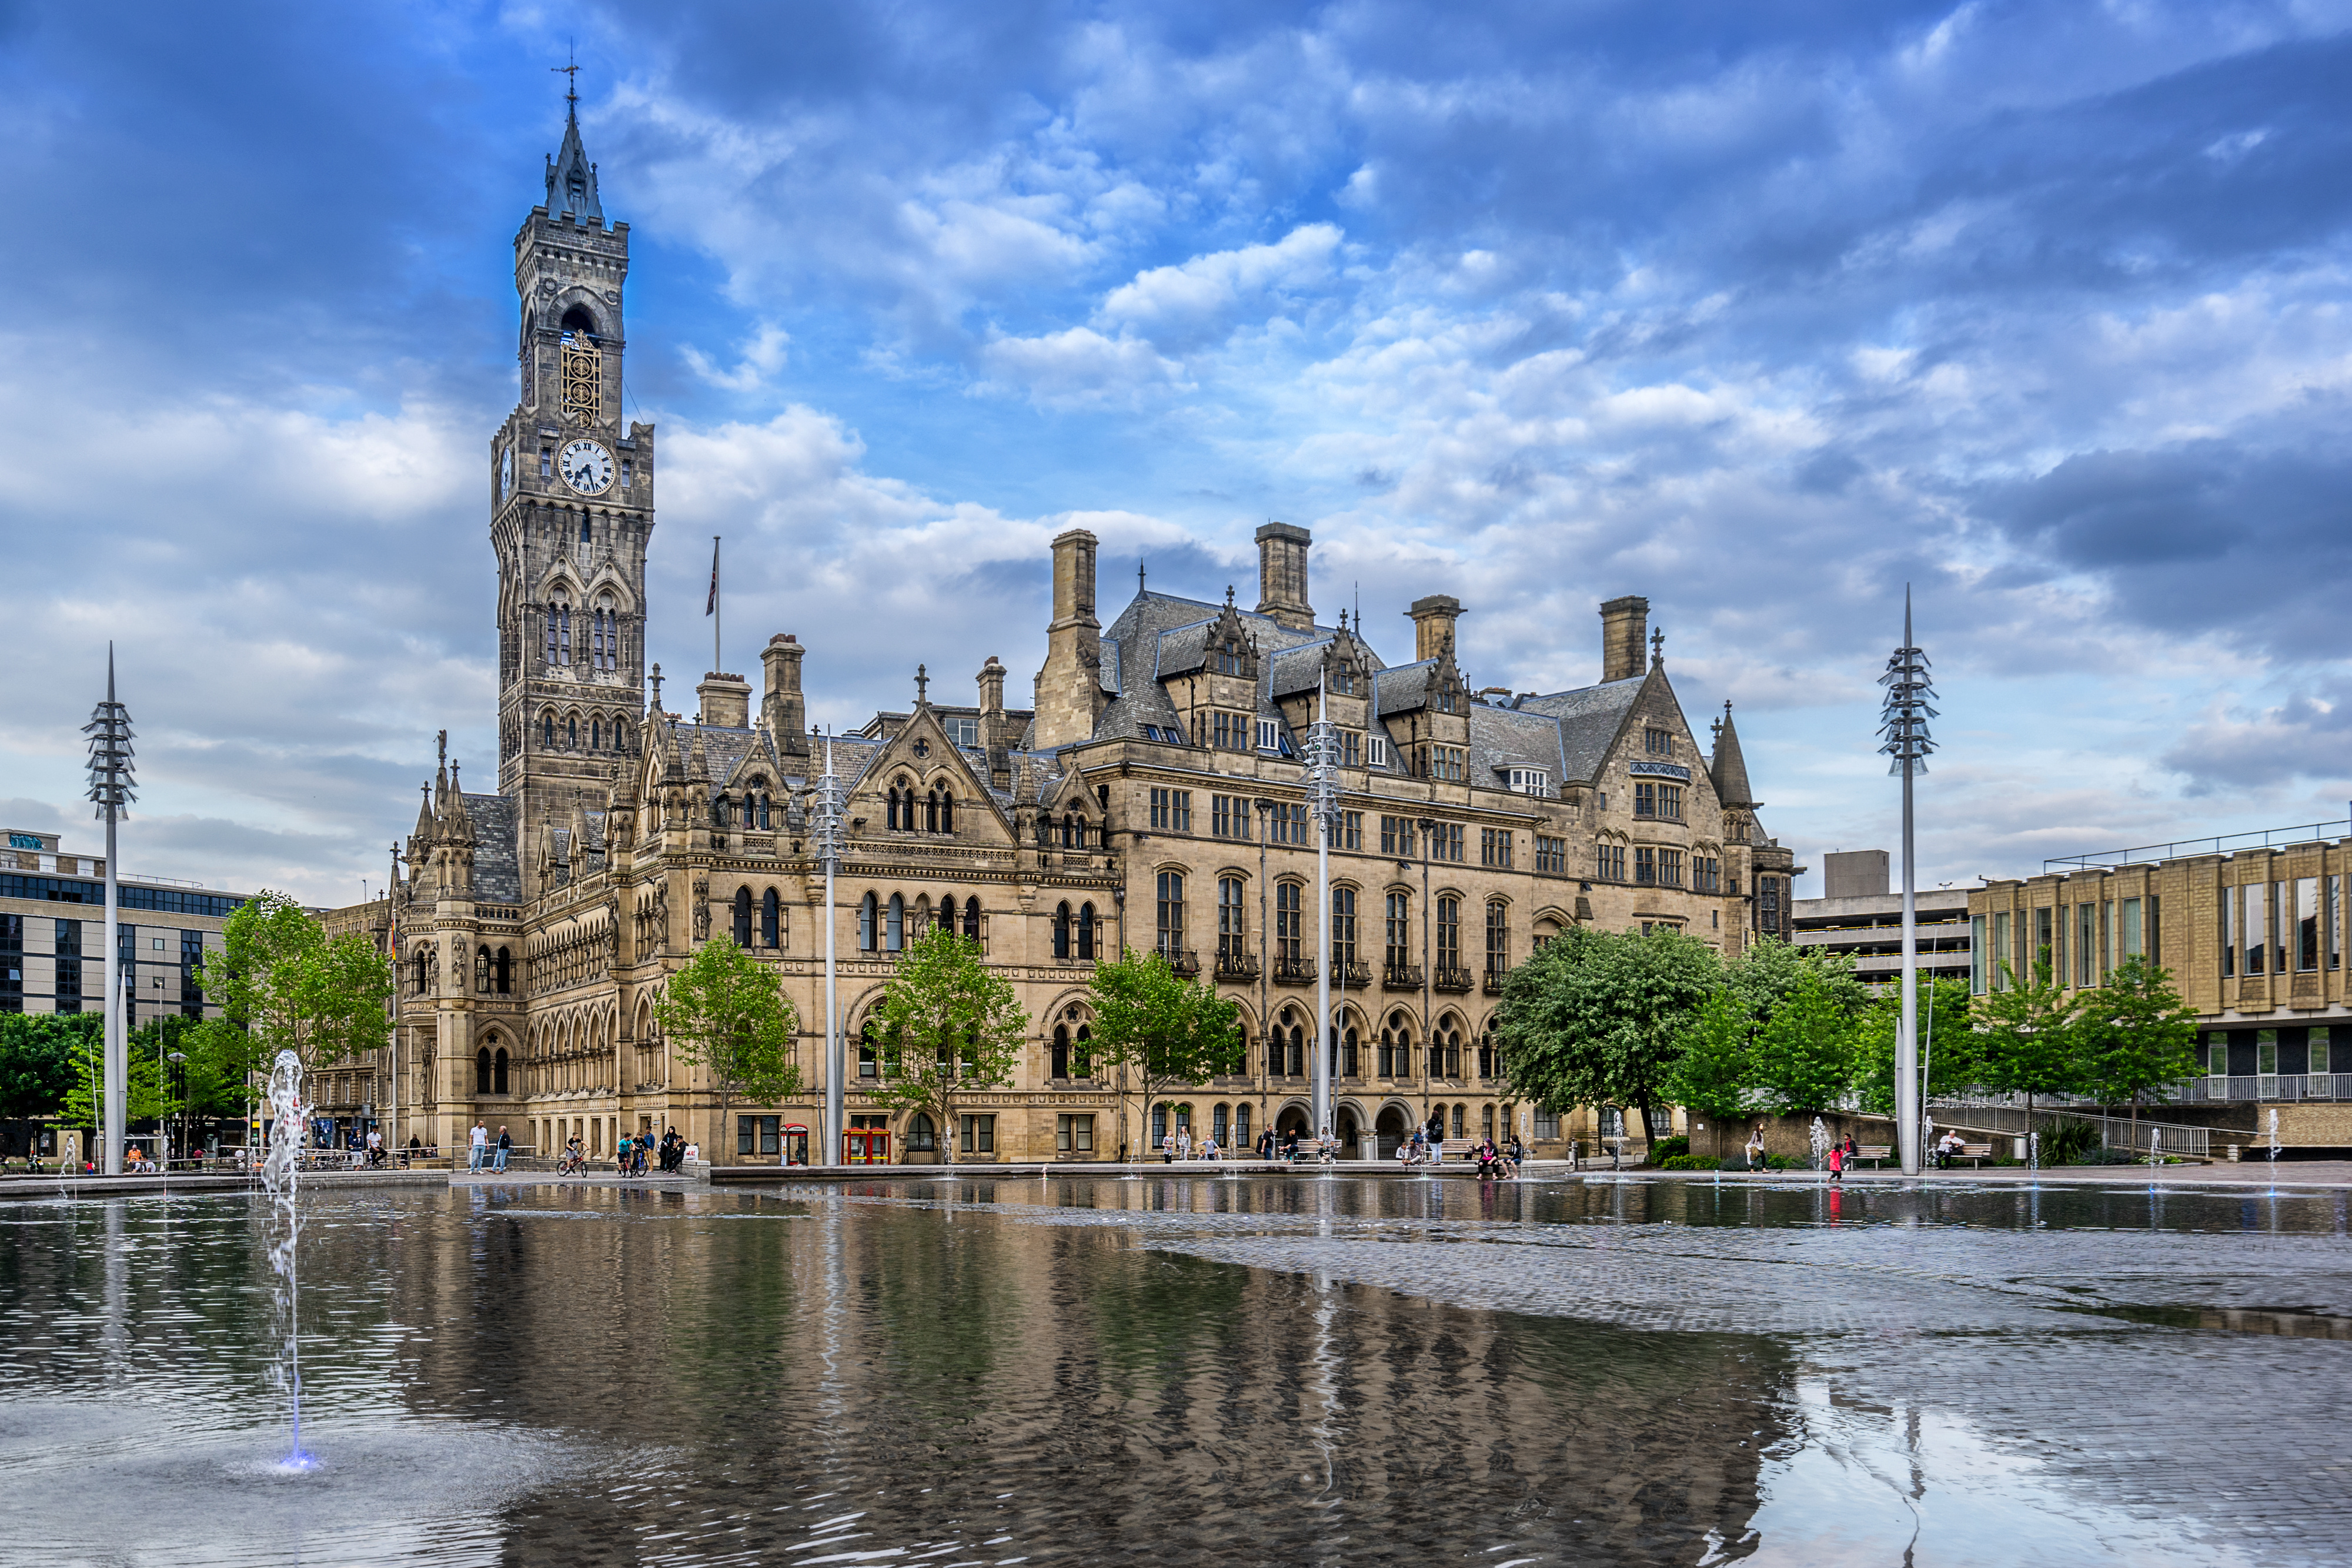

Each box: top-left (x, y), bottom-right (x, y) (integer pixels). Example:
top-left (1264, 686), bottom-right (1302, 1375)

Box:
top-left (329, 107), bottom-right (1800, 1166)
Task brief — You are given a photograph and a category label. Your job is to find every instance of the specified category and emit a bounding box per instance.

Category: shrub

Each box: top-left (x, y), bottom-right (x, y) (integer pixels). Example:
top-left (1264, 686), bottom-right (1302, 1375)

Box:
top-left (1659, 1153), bottom-right (1717, 1170)
top-left (2067, 1146), bottom-right (2147, 1166)
top-left (2038, 1118), bottom-right (2099, 1165)
top-left (1646, 1134), bottom-right (1690, 1164)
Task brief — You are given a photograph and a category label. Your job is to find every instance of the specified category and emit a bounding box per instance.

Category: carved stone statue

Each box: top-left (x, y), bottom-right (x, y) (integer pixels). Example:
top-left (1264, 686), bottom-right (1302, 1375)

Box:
top-left (652, 883), bottom-right (669, 950)
top-left (691, 874), bottom-right (710, 942)
top-left (604, 894), bottom-right (622, 967)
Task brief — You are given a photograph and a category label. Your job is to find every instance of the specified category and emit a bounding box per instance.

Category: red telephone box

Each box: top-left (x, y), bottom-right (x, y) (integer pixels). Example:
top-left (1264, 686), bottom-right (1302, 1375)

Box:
top-left (781, 1124), bottom-right (810, 1166)
top-left (843, 1129), bottom-right (891, 1165)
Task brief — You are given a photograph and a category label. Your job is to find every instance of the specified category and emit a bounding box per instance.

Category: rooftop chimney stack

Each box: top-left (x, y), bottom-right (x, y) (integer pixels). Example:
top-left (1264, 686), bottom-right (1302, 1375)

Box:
top-left (760, 634), bottom-right (807, 757)
top-left (1255, 522), bottom-right (1315, 632)
top-left (697, 670), bottom-right (752, 728)
top-left (1031, 529), bottom-right (1105, 750)
top-left (1599, 596), bottom-right (1650, 683)
top-left (1406, 594), bottom-right (1465, 663)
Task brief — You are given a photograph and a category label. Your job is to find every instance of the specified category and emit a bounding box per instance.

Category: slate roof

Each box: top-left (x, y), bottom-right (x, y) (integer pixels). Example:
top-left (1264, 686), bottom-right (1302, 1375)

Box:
top-left (1513, 676), bottom-right (1646, 783)
top-left (463, 793), bottom-right (522, 905)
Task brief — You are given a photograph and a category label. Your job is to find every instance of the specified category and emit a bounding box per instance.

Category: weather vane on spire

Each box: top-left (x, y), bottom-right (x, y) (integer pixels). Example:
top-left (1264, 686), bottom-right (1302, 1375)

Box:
top-left (552, 45), bottom-right (581, 112)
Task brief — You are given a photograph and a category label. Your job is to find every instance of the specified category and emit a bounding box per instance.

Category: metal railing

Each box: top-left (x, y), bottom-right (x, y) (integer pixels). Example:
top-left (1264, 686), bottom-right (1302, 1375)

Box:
top-left (1432, 965), bottom-right (1473, 994)
top-left (2045, 818), bottom-right (2352, 872)
top-left (1932, 1103), bottom-right (2210, 1156)
top-left (1213, 950), bottom-right (1259, 982)
top-left (1334, 961), bottom-right (1372, 989)
top-left (1382, 962), bottom-right (1422, 990)
top-left (2177, 1074), bottom-right (2352, 1104)
top-left (1272, 956), bottom-right (1318, 985)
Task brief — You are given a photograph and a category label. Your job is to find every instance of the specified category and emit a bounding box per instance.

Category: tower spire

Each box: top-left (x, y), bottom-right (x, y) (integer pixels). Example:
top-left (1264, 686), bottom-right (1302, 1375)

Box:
top-left (542, 56), bottom-right (603, 222)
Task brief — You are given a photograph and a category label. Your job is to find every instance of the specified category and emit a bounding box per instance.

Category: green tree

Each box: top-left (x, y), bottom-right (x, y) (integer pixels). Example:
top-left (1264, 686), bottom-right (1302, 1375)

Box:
top-left (1973, 952), bottom-right (2082, 1146)
top-left (652, 933), bottom-right (803, 1164)
top-left (63, 1042), bottom-right (169, 1131)
top-left (1663, 987), bottom-right (1756, 1158)
top-left (0, 1014), bottom-right (90, 1121)
top-left (2074, 957), bottom-right (2201, 1151)
top-left (1723, 937), bottom-right (1869, 1031)
top-left (1495, 924), bottom-right (1723, 1148)
top-left (867, 925), bottom-right (1028, 1164)
top-left (1852, 976), bottom-right (1978, 1118)
top-left (1086, 948), bottom-right (1247, 1159)
top-left (1748, 966), bottom-right (1862, 1116)
top-left (196, 890), bottom-right (394, 1079)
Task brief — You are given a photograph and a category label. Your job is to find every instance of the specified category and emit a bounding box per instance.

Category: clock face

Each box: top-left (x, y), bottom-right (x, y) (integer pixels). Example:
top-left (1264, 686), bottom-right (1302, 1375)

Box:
top-left (500, 446), bottom-right (514, 500)
top-left (559, 439), bottom-right (614, 495)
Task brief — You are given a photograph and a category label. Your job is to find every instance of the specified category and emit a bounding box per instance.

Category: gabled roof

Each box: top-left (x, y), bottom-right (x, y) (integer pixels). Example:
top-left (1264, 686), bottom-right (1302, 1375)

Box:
top-left (1514, 676), bottom-right (1646, 782)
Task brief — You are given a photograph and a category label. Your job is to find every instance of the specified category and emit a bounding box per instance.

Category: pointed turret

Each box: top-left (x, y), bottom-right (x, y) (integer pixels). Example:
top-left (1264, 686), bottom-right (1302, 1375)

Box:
top-left (1710, 701), bottom-right (1755, 808)
top-left (543, 90), bottom-right (604, 223)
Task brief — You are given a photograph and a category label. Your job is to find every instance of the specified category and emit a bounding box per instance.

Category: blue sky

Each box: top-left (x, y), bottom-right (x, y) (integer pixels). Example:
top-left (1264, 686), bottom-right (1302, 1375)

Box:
top-left (5, 0), bottom-right (2352, 905)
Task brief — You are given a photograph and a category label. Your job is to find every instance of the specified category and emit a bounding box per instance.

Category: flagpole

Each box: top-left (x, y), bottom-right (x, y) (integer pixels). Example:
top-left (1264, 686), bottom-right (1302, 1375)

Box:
top-left (711, 535), bottom-right (722, 675)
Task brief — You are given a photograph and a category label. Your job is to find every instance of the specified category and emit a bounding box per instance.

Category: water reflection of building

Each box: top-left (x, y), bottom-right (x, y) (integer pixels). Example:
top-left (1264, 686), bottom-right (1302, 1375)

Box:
top-left (328, 97), bottom-right (1797, 1167)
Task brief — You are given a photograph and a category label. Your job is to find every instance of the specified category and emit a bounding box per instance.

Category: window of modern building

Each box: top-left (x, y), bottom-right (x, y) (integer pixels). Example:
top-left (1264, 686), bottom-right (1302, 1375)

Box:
top-left (2296, 880), bottom-right (2320, 971)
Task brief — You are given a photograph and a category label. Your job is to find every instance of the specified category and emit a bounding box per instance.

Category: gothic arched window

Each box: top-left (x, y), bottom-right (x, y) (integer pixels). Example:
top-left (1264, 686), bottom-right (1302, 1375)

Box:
top-left (475, 947), bottom-right (490, 994)
top-left (859, 892), bottom-right (877, 951)
top-left (475, 1048), bottom-right (492, 1095)
top-left (590, 718), bottom-right (602, 751)
top-left (937, 895), bottom-right (957, 935)
top-left (567, 715), bottom-right (579, 749)
top-left (542, 711), bottom-right (555, 747)
top-left (733, 887), bottom-right (753, 947)
top-left (493, 1047), bottom-right (510, 1095)
top-left (761, 888), bottom-right (781, 948)
top-left (963, 898), bottom-right (980, 940)
top-left (1077, 902), bottom-right (1097, 961)
top-left (1053, 901), bottom-right (1072, 960)
top-left (1053, 1024), bottom-right (1071, 1079)
top-left (415, 948), bottom-right (430, 994)
top-left (885, 893), bottom-right (905, 952)
top-left (925, 788), bottom-right (940, 833)
top-left (940, 789), bottom-right (954, 832)
top-left (495, 947), bottom-right (511, 994)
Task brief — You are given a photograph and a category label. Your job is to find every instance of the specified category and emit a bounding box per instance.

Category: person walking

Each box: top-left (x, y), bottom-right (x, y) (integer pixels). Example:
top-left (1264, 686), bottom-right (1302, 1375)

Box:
top-left (467, 1121), bottom-right (488, 1174)
top-left (1257, 1126), bottom-right (1275, 1162)
top-left (493, 1125), bottom-right (511, 1174)
top-left (1827, 1139), bottom-right (1845, 1185)
top-left (1746, 1127), bottom-right (1768, 1173)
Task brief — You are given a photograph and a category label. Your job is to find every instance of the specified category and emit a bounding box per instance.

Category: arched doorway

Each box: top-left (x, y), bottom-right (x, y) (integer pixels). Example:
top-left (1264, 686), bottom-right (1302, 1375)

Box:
top-left (1335, 1103), bottom-right (1364, 1159)
top-left (1375, 1104), bottom-right (1409, 1159)
top-left (1275, 1102), bottom-right (1311, 1144)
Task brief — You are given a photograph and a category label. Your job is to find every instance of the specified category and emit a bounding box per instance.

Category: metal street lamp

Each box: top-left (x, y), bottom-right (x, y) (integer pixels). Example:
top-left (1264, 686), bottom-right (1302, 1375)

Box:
top-left (1877, 589), bottom-right (1938, 1177)
top-left (166, 1050), bottom-right (188, 1165)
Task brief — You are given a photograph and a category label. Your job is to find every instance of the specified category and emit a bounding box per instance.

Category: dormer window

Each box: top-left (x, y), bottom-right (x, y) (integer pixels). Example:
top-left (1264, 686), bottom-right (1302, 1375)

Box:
top-left (1332, 662), bottom-right (1355, 696)
top-left (1216, 640), bottom-right (1247, 677)
top-left (1509, 768), bottom-right (1550, 797)
top-left (1437, 686), bottom-right (1458, 714)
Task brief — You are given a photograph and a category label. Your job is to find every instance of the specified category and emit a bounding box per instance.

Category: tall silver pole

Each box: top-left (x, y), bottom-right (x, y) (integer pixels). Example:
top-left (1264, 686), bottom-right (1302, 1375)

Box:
top-left (1309, 666), bottom-right (1334, 1143)
top-left (819, 729), bottom-right (843, 1167)
top-left (1878, 589), bottom-right (1935, 1178)
top-left (85, 646), bottom-right (136, 1178)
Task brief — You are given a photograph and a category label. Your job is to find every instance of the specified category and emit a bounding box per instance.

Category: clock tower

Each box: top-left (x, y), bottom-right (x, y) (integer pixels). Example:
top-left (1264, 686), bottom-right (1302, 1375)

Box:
top-left (492, 88), bottom-right (655, 898)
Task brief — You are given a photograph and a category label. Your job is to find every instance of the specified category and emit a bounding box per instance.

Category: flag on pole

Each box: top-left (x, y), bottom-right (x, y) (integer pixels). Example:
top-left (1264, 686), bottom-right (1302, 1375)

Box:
top-left (706, 537), bottom-right (720, 616)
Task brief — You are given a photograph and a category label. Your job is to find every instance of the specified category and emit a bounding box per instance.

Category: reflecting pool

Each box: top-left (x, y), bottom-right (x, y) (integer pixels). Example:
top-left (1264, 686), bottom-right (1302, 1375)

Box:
top-left (4, 1175), bottom-right (2349, 1566)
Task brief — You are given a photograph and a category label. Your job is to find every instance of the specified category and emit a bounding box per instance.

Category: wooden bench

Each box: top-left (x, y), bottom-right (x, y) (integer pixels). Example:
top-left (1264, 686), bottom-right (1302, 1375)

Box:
top-left (1853, 1144), bottom-right (1893, 1169)
top-left (1950, 1141), bottom-right (1994, 1169)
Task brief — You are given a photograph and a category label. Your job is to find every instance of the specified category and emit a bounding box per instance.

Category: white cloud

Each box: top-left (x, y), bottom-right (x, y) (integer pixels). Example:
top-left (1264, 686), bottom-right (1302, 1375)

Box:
top-left (680, 322), bottom-right (791, 390)
top-left (1098, 223), bottom-right (1344, 346)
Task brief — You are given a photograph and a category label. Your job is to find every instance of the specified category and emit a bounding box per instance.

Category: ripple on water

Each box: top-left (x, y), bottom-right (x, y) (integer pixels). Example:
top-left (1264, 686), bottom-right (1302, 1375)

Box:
top-left (0, 1399), bottom-right (610, 1568)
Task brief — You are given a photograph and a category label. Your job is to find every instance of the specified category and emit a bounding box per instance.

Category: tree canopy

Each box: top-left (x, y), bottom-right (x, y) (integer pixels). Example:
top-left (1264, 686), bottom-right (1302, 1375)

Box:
top-left (866, 925), bottom-right (1028, 1163)
top-left (1495, 925), bottom-right (1723, 1139)
top-left (2074, 957), bottom-right (2201, 1141)
top-left (195, 890), bottom-right (393, 1076)
top-left (1087, 948), bottom-right (1246, 1156)
top-left (0, 1013), bottom-right (92, 1121)
top-left (652, 933), bottom-right (803, 1162)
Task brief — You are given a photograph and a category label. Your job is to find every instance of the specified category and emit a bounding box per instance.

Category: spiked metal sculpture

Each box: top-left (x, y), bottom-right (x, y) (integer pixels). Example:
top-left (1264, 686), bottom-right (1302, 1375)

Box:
top-left (83, 647), bottom-right (137, 1176)
top-left (1877, 590), bottom-right (1937, 1176)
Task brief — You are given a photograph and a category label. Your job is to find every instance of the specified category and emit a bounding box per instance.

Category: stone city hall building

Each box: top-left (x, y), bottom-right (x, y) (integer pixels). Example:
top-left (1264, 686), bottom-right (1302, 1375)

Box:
top-left (330, 100), bottom-right (1798, 1165)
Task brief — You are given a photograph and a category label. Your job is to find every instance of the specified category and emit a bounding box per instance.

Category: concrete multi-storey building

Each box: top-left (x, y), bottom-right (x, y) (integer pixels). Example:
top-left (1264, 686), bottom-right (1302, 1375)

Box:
top-left (338, 99), bottom-right (1799, 1165)
top-left (1969, 820), bottom-right (2352, 1152)
top-left (1791, 849), bottom-right (1972, 989)
top-left (0, 828), bottom-right (246, 1024)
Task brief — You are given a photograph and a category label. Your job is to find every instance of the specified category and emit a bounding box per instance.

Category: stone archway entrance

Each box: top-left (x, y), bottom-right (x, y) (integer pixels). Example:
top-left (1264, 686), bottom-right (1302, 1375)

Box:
top-left (1275, 1104), bottom-right (1312, 1144)
top-left (1335, 1105), bottom-right (1364, 1159)
top-left (1375, 1105), bottom-right (1409, 1160)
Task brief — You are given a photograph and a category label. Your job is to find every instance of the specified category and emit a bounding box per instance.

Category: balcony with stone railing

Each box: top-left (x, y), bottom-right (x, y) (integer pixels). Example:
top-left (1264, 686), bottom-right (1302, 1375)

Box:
top-left (1432, 965), bottom-right (1474, 994)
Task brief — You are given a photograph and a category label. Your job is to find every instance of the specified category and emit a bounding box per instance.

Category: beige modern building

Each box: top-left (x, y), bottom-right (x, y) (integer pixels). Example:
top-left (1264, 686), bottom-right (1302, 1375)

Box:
top-left (1969, 821), bottom-right (2352, 1150)
top-left (328, 102), bottom-right (1800, 1165)
top-left (1, 828), bottom-right (246, 1024)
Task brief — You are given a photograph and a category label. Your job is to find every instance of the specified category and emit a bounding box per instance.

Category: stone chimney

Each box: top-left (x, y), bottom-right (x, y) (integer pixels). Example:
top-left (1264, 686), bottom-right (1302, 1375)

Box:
top-left (697, 671), bottom-right (751, 728)
top-left (1406, 594), bottom-right (1464, 663)
top-left (1255, 521), bottom-right (1315, 631)
top-left (977, 655), bottom-right (1011, 788)
top-left (760, 635), bottom-right (807, 757)
top-left (1031, 529), bottom-right (1105, 751)
top-left (1599, 596), bottom-right (1649, 683)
